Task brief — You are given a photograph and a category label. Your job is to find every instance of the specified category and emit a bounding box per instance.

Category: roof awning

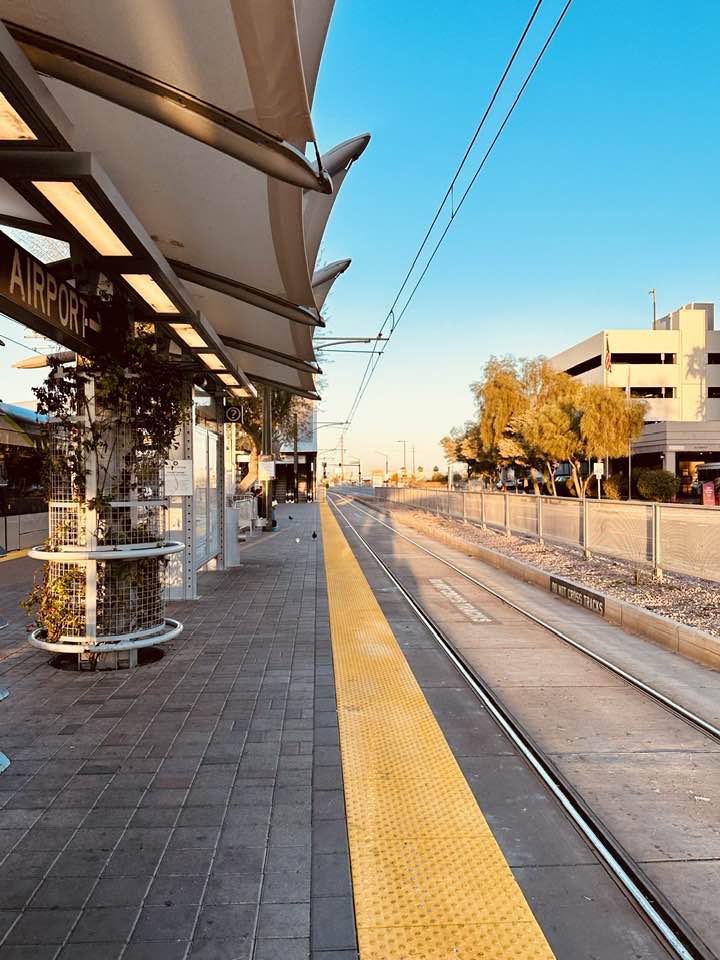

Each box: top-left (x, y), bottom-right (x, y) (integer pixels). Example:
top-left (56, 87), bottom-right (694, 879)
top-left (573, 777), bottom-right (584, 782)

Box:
top-left (0, 412), bottom-right (32, 446)
top-left (0, 3), bottom-right (368, 397)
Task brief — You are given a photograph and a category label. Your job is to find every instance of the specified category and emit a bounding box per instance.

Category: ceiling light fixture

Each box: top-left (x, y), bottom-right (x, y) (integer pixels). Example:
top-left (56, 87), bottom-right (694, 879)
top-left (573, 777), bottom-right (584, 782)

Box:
top-left (32, 180), bottom-right (131, 256)
top-left (199, 352), bottom-right (225, 371)
top-left (167, 322), bottom-right (208, 349)
top-left (217, 372), bottom-right (239, 386)
top-left (0, 93), bottom-right (36, 140)
top-left (121, 274), bottom-right (180, 314)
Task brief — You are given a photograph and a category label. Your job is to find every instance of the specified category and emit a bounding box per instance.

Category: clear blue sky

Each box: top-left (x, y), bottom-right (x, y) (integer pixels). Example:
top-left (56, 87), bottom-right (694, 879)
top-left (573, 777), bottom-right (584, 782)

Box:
top-left (2, 2), bottom-right (719, 477)
top-left (312, 0), bottom-right (720, 475)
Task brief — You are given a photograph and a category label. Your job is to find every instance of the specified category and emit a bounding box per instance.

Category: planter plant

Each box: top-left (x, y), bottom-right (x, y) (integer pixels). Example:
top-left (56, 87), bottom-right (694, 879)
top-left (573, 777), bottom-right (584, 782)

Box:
top-left (23, 321), bottom-right (190, 667)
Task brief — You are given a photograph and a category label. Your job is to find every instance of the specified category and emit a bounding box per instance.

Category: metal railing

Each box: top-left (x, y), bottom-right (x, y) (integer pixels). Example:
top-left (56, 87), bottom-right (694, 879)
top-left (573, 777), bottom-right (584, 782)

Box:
top-left (371, 486), bottom-right (720, 584)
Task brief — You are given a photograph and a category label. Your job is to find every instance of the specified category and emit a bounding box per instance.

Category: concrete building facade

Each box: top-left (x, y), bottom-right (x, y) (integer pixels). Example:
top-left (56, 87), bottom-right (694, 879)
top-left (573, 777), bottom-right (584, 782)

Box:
top-left (550, 302), bottom-right (720, 493)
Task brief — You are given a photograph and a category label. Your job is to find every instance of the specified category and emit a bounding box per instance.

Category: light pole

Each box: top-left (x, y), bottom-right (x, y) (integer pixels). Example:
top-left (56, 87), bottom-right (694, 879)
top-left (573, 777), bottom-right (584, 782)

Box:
top-left (375, 450), bottom-right (389, 477)
top-left (397, 439), bottom-right (407, 474)
top-left (315, 423), bottom-right (348, 494)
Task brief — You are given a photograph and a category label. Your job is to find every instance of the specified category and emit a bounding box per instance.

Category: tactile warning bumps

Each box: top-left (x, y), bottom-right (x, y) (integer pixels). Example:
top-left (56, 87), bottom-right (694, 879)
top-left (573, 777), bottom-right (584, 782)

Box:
top-left (320, 505), bottom-right (556, 959)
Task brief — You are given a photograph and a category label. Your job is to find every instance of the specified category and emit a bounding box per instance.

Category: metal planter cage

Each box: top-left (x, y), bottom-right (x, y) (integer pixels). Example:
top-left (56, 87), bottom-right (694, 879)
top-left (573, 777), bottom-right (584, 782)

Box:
top-left (29, 388), bottom-right (183, 667)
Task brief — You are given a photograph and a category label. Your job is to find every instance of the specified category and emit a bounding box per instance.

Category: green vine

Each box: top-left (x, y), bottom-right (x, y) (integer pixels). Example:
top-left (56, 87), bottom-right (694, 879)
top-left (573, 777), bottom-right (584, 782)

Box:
top-left (24, 320), bottom-right (190, 646)
top-left (22, 565), bottom-right (85, 642)
top-left (34, 321), bottom-right (189, 505)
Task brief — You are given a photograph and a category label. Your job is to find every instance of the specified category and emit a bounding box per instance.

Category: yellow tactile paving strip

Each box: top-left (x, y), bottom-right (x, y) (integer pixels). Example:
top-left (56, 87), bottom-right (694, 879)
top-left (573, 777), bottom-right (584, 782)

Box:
top-left (320, 503), bottom-right (556, 960)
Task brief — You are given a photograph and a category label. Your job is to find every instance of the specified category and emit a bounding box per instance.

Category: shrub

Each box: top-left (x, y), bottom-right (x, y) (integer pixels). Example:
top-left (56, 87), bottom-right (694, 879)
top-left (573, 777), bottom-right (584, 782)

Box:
top-left (636, 468), bottom-right (681, 502)
top-left (603, 472), bottom-right (627, 500)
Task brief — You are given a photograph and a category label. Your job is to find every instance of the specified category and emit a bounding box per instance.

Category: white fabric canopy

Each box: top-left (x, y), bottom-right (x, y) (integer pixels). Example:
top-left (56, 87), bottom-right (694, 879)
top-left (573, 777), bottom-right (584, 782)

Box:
top-left (0, 1), bottom-right (367, 394)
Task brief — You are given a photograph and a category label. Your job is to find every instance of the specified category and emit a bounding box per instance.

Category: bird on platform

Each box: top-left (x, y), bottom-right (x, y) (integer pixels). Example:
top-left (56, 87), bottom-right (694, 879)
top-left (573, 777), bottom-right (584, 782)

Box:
top-left (312, 531), bottom-right (317, 540)
top-left (295, 537), bottom-right (300, 543)
top-left (288, 515), bottom-right (293, 520)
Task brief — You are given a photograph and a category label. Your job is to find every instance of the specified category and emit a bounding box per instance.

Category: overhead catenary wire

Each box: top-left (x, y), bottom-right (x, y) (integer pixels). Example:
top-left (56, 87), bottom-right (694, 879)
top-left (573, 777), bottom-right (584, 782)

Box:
top-left (382, 0), bottom-right (544, 334)
top-left (342, 0), bottom-right (574, 429)
top-left (0, 326), bottom-right (49, 356)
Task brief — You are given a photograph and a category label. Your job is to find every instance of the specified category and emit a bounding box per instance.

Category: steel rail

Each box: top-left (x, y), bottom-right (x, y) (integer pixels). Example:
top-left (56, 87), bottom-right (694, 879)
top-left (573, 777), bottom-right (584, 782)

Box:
top-left (335, 495), bottom-right (720, 746)
top-left (328, 493), bottom-right (715, 960)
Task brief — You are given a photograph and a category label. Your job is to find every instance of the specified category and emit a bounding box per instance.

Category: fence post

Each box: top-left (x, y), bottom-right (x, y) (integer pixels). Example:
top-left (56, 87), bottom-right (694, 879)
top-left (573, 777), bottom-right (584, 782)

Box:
top-left (448, 491), bottom-right (452, 520)
top-left (462, 492), bottom-right (467, 524)
top-left (504, 492), bottom-right (510, 538)
top-left (583, 498), bottom-right (591, 558)
top-left (481, 491), bottom-right (486, 529)
top-left (537, 494), bottom-right (544, 547)
top-left (652, 503), bottom-right (663, 580)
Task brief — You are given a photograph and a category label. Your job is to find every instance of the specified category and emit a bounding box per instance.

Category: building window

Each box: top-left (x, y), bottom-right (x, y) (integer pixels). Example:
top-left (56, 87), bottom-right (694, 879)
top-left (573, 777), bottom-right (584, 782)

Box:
top-left (565, 355), bottom-right (601, 376)
top-left (629, 387), bottom-right (675, 398)
top-left (611, 353), bottom-right (676, 364)
top-left (709, 387), bottom-right (720, 398)
top-left (709, 353), bottom-right (720, 365)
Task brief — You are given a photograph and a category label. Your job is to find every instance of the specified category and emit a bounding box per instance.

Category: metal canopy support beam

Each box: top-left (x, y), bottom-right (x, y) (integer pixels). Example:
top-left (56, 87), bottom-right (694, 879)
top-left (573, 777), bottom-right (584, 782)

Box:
top-left (0, 213), bottom-right (69, 240)
top-left (0, 150), bottom-right (197, 312)
top-left (170, 259), bottom-right (322, 327)
top-left (166, 380), bottom-right (197, 601)
top-left (249, 373), bottom-right (320, 402)
top-left (312, 259), bottom-right (352, 288)
top-left (0, 21), bottom-right (73, 148)
top-left (260, 383), bottom-right (275, 531)
top-left (220, 335), bottom-right (320, 374)
top-left (0, 150), bottom-right (255, 396)
top-left (7, 23), bottom-right (333, 193)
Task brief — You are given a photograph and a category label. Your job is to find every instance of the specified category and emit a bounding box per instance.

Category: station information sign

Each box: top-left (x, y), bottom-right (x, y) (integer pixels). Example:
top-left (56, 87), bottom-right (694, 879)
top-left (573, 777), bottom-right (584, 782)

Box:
top-left (0, 231), bottom-right (104, 353)
top-left (164, 459), bottom-right (194, 497)
top-left (258, 457), bottom-right (276, 480)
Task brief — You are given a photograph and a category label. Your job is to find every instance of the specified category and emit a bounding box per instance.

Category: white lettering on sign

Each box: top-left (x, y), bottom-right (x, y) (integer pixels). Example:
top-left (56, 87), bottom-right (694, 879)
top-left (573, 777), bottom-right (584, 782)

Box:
top-left (428, 578), bottom-right (492, 623)
top-left (6, 246), bottom-right (100, 340)
top-left (550, 577), bottom-right (605, 615)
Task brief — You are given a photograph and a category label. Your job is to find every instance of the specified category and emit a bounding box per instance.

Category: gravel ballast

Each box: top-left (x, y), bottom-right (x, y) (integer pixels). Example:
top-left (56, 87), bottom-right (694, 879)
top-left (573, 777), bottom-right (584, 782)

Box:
top-left (371, 501), bottom-right (720, 638)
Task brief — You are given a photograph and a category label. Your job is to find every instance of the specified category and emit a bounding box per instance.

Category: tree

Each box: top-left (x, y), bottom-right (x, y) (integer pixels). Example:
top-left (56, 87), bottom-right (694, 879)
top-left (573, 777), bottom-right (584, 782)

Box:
top-left (572, 385), bottom-right (646, 497)
top-left (473, 356), bottom-right (525, 460)
top-left (499, 363), bottom-right (574, 493)
top-left (235, 389), bottom-right (313, 491)
top-left (636, 468), bottom-right (681, 502)
top-left (440, 431), bottom-right (462, 463)
top-left (443, 355), bottom-right (647, 498)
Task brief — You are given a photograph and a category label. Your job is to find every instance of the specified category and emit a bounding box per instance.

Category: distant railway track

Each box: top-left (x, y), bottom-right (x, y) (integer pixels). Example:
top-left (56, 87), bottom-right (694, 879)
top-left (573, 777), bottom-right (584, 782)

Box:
top-left (329, 493), bottom-right (718, 960)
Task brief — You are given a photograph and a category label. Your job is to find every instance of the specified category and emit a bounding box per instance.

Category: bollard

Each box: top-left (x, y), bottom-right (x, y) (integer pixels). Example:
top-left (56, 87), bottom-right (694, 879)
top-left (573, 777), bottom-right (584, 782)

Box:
top-left (504, 492), bottom-right (510, 538)
top-left (583, 498), bottom-right (591, 558)
top-left (652, 503), bottom-right (663, 580)
top-left (537, 494), bottom-right (544, 547)
top-left (462, 492), bottom-right (467, 524)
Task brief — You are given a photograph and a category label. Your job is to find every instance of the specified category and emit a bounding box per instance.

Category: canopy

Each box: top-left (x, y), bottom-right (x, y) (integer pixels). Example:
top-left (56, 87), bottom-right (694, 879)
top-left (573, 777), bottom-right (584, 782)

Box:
top-left (0, 1), bottom-right (367, 396)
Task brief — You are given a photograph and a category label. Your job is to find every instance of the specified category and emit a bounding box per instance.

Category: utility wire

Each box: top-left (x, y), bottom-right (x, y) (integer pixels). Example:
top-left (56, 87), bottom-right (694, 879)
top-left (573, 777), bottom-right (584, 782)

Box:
top-left (343, 0), bottom-right (573, 429)
top-left (341, 0), bottom-right (545, 428)
top-left (0, 326), bottom-right (47, 356)
top-left (382, 0), bottom-right (544, 333)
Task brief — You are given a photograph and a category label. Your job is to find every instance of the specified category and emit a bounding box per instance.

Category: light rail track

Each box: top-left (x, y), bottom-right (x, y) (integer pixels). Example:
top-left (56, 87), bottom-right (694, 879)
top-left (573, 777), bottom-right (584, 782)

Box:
top-left (329, 493), bottom-right (717, 960)
top-left (333, 495), bottom-right (720, 746)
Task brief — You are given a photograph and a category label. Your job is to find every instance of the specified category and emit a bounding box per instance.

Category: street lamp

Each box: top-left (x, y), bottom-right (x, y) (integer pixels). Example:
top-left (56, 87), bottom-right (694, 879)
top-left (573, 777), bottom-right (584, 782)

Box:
top-left (397, 439), bottom-right (407, 473)
top-left (375, 450), bottom-right (389, 476)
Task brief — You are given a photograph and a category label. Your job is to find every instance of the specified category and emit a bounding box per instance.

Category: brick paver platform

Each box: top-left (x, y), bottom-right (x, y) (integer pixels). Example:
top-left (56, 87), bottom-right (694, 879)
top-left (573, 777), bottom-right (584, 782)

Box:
top-left (0, 504), bottom-right (357, 960)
